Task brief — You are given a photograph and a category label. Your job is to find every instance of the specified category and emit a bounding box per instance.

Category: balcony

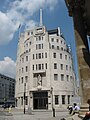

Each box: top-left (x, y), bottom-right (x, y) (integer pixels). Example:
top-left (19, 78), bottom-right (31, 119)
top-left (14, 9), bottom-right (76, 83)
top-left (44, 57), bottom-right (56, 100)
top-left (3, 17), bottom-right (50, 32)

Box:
top-left (33, 70), bottom-right (46, 75)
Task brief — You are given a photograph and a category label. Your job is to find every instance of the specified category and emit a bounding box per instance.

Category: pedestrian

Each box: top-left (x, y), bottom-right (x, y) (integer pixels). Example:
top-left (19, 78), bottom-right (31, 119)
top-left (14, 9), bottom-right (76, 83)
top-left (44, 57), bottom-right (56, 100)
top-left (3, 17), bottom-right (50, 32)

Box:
top-left (67, 105), bottom-right (73, 114)
top-left (87, 99), bottom-right (90, 111)
top-left (71, 103), bottom-right (80, 115)
top-left (83, 112), bottom-right (90, 120)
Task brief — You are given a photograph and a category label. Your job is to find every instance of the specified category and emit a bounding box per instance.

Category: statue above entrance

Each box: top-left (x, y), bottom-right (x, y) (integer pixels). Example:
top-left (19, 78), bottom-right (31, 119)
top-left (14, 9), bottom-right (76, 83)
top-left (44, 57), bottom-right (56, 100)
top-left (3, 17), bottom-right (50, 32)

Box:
top-left (37, 74), bottom-right (42, 86)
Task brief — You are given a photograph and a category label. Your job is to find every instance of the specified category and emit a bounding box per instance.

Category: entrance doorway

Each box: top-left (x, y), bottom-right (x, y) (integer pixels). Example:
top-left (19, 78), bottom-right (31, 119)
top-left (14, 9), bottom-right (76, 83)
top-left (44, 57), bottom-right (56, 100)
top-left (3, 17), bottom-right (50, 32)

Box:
top-left (33, 91), bottom-right (48, 109)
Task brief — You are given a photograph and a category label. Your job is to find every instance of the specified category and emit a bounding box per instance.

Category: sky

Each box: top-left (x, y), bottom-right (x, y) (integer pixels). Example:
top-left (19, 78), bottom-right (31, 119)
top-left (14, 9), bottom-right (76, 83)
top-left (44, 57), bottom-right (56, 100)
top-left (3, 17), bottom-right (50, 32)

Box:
top-left (0, 0), bottom-right (78, 79)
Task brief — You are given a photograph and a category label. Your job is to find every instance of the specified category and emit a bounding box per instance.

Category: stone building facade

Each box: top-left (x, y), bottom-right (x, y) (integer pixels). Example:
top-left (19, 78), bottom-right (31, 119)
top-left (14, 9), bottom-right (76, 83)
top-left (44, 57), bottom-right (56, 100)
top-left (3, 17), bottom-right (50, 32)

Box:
top-left (15, 26), bottom-right (76, 110)
top-left (0, 74), bottom-right (15, 105)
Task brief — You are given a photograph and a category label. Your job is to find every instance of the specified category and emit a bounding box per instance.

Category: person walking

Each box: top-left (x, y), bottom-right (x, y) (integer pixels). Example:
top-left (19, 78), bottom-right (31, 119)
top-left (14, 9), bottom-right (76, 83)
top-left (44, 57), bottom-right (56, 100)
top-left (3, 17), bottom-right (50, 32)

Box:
top-left (67, 105), bottom-right (73, 114)
top-left (83, 99), bottom-right (90, 120)
top-left (71, 103), bottom-right (80, 115)
top-left (87, 99), bottom-right (90, 111)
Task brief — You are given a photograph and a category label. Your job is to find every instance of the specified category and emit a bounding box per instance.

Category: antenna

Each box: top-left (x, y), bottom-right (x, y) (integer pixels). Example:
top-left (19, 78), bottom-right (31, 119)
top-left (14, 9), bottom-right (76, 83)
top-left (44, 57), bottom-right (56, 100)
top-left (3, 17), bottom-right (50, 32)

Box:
top-left (40, 9), bottom-right (43, 26)
top-left (58, 27), bottom-right (61, 36)
top-left (18, 24), bottom-right (21, 38)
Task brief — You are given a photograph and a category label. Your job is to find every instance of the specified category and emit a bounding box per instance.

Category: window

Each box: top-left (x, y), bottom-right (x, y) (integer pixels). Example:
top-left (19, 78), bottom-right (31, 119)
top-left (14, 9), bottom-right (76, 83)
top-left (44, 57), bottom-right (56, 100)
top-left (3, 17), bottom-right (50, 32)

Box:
top-left (45, 52), bottom-right (47, 58)
top-left (68, 95), bottom-right (70, 104)
top-left (26, 56), bottom-right (28, 61)
top-left (61, 64), bottom-right (63, 70)
top-left (62, 95), bottom-right (65, 104)
top-left (22, 68), bottom-right (24, 73)
top-left (61, 74), bottom-right (64, 81)
top-left (25, 96), bottom-right (28, 105)
top-left (42, 44), bottom-right (43, 49)
top-left (29, 49), bottom-right (31, 52)
top-left (42, 36), bottom-right (43, 40)
top-left (39, 53), bottom-right (41, 59)
top-left (51, 38), bottom-right (54, 42)
top-left (55, 95), bottom-right (59, 105)
top-left (33, 65), bottom-right (34, 70)
top-left (39, 36), bottom-right (41, 40)
top-left (45, 63), bottom-right (47, 69)
top-left (54, 74), bottom-right (58, 80)
top-left (33, 54), bottom-right (34, 59)
top-left (36, 37), bottom-right (38, 41)
top-left (36, 54), bottom-right (38, 59)
top-left (53, 53), bottom-right (56, 58)
top-left (70, 76), bottom-right (72, 81)
top-left (38, 64), bottom-right (41, 70)
top-left (61, 47), bottom-right (63, 50)
top-left (29, 41), bottom-right (31, 45)
top-left (26, 66), bottom-right (28, 72)
top-left (57, 39), bottom-right (59, 42)
top-left (60, 53), bottom-right (62, 59)
top-left (26, 43), bottom-right (28, 47)
top-left (66, 65), bottom-right (68, 70)
top-left (39, 44), bottom-right (41, 49)
top-left (36, 64), bottom-right (37, 70)
top-left (54, 63), bottom-right (57, 69)
top-left (70, 66), bottom-right (71, 71)
top-left (42, 53), bottom-right (43, 58)
top-left (65, 55), bottom-right (67, 60)
top-left (66, 75), bottom-right (69, 81)
top-left (19, 78), bottom-right (20, 84)
top-left (64, 49), bottom-right (66, 51)
top-left (25, 76), bottom-right (28, 82)
top-left (57, 46), bottom-right (59, 50)
top-left (27, 32), bottom-right (30, 35)
top-left (21, 77), bottom-right (23, 83)
top-left (25, 50), bottom-right (28, 53)
top-left (49, 43), bottom-right (51, 49)
top-left (52, 45), bottom-right (54, 49)
top-left (36, 45), bottom-right (38, 50)
top-left (21, 97), bottom-right (23, 105)
top-left (42, 64), bottom-right (44, 69)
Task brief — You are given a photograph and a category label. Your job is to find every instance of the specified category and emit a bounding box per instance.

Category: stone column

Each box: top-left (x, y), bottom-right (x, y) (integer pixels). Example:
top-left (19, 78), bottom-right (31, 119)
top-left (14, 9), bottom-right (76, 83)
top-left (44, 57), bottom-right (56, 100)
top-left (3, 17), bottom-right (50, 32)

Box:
top-left (72, 4), bottom-right (90, 114)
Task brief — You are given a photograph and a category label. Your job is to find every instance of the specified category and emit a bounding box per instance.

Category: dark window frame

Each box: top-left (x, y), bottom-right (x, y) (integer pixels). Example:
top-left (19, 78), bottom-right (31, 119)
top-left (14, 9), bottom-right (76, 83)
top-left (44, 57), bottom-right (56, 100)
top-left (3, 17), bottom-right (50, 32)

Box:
top-left (55, 95), bottom-right (59, 105)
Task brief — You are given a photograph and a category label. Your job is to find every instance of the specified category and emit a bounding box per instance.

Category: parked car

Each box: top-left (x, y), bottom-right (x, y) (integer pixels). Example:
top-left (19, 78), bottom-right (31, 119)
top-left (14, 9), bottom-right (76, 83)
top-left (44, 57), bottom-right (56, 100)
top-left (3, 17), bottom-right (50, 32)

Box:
top-left (2, 104), bottom-right (10, 109)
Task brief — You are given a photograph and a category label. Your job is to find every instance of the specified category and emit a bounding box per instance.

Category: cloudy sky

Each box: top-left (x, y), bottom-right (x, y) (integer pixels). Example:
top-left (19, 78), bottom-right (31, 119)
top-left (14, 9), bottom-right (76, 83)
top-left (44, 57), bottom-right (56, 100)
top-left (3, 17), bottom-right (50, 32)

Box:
top-left (0, 0), bottom-right (77, 78)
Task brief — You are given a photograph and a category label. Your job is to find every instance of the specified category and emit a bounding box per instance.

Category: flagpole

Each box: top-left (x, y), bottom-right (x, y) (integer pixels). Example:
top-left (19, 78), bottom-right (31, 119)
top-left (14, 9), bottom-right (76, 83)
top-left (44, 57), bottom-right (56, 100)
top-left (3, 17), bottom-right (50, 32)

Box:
top-left (18, 24), bottom-right (21, 38)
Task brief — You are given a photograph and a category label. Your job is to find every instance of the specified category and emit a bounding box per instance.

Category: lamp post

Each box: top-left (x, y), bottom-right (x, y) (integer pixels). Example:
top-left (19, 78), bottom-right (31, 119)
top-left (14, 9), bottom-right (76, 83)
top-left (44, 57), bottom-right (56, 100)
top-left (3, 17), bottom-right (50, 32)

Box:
top-left (51, 87), bottom-right (53, 109)
top-left (24, 83), bottom-right (26, 114)
top-left (51, 87), bottom-right (55, 117)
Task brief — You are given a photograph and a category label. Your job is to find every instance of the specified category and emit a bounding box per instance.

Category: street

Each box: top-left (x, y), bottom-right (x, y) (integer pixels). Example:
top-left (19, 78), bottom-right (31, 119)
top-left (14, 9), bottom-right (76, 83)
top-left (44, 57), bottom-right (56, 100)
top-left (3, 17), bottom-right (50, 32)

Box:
top-left (0, 108), bottom-right (83, 120)
top-left (0, 108), bottom-right (69, 120)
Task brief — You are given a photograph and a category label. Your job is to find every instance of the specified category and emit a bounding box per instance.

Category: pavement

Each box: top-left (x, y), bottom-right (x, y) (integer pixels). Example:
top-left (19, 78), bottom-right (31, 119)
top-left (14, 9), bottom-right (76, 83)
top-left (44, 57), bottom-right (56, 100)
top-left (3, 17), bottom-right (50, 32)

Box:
top-left (0, 108), bottom-right (83, 120)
